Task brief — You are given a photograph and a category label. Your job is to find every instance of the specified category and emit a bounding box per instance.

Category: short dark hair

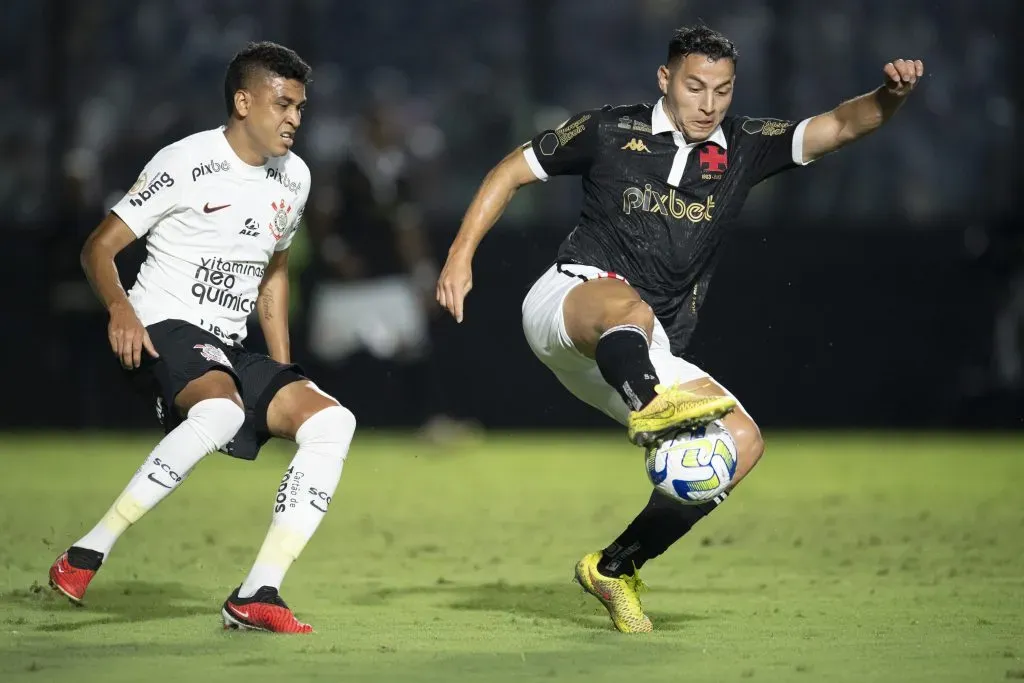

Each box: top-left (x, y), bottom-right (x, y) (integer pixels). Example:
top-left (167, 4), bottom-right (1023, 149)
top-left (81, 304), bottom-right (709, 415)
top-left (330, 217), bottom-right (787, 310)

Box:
top-left (224, 41), bottom-right (312, 116)
top-left (667, 24), bottom-right (738, 66)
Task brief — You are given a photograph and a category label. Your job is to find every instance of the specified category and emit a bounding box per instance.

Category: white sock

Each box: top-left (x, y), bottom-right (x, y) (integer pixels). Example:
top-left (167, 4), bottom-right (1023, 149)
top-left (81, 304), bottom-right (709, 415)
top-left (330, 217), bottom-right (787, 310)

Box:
top-left (238, 405), bottom-right (356, 598)
top-left (74, 398), bottom-right (245, 557)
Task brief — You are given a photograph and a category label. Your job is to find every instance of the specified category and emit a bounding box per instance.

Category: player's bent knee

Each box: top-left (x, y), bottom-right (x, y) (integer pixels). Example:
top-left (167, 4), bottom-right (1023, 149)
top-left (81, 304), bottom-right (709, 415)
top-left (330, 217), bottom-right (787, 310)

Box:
top-left (565, 279), bottom-right (655, 352)
top-left (747, 427), bottom-right (765, 467)
top-left (721, 408), bottom-right (765, 486)
top-left (185, 397), bottom-right (246, 451)
top-left (617, 299), bottom-right (655, 332)
top-left (296, 405), bottom-right (357, 461)
top-left (734, 420), bottom-right (765, 470)
top-left (598, 297), bottom-right (654, 339)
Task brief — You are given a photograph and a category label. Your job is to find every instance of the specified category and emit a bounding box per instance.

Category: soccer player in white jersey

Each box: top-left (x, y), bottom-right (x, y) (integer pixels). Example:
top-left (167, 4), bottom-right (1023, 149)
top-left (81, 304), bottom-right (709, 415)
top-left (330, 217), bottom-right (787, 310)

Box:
top-left (47, 42), bottom-right (354, 634)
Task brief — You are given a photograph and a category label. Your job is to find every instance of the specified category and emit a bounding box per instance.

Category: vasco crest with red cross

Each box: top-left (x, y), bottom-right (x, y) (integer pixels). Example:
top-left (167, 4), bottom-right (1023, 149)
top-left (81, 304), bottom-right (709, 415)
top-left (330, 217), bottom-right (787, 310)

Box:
top-left (698, 144), bottom-right (728, 173)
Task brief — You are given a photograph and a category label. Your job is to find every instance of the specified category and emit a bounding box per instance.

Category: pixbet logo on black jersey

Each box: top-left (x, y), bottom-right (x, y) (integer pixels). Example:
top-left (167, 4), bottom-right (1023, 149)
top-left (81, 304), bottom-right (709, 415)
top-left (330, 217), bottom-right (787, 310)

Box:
top-left (191, 159), bottom-right (231, 182)
top-left (622, 184), bottom-right (716, 223)
top-left (128, 171), bottom-right (175, 207)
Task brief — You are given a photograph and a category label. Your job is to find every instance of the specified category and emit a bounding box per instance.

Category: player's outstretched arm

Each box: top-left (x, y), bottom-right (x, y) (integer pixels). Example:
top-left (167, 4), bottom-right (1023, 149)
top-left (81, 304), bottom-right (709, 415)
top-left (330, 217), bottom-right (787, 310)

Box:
top-left (800, 59), bottom-right (925, 163)
top-left (257, 249), bottom-right (291, 363)
top-left (81, 212), bottom-right (159, 368)
top-left (436, 146), bottom-right (539, 323)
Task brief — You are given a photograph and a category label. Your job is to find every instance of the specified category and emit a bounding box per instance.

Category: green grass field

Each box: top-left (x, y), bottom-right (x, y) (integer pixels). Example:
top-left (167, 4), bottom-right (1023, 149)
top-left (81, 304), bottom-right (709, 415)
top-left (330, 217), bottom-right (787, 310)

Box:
top-left (1, 431), bottom-right (1022, 682)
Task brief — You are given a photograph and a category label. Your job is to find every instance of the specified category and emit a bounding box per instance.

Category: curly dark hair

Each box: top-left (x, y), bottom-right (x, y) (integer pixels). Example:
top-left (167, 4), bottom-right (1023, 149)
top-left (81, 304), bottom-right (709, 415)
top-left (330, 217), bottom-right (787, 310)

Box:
top-left (667, 24), bottom-right (738, 66)
top-left (224, 41), bottom-right (312, 116)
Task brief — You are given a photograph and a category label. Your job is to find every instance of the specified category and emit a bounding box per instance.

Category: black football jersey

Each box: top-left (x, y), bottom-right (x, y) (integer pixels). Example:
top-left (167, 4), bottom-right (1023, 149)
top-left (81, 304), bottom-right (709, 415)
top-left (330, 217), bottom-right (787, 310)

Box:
top-left (526, 100), bottom-right (808, 354)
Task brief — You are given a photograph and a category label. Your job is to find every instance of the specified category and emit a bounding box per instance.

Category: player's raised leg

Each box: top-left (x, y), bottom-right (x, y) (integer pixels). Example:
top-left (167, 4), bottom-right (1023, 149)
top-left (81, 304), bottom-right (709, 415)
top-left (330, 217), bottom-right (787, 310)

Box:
top-left (221, 380), bottom-right (355, 634)
top-left (562, 276), bottom-right (736, 446)
top-left (578, 378), bottom-right (764, 633)
top-left (50, 370), bottom-right (245, 603)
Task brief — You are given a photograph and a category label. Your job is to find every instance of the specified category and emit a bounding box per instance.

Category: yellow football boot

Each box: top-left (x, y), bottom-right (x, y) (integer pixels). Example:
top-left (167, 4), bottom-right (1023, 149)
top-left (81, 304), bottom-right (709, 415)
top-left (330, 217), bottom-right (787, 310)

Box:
top-left (627, 384), bottom-right (736, 446)
top-left (574, 551), bottom-right (653, 633)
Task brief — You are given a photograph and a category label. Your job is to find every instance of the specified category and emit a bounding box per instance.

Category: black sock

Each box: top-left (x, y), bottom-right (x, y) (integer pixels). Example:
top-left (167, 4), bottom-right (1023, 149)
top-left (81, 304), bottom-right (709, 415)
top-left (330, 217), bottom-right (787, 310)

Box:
top-left (67, 545), bottom-right (104, 570)
top-left (596, 490), bottom-right (727, 576)
top-left (594, 325), bottom-right (659, 411)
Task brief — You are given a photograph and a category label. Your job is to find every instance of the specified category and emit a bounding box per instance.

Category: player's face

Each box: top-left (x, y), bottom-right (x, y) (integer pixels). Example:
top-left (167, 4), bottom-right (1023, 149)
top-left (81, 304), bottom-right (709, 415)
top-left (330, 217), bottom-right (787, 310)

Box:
top-left (658, 54), bottom-right (735, 142)
top-left (246, 75), bottom-right (307, 157)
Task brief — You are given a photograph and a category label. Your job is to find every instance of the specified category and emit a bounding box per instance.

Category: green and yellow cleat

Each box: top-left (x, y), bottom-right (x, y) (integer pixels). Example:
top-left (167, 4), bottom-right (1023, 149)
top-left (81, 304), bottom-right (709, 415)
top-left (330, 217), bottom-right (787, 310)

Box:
top-left (574, 551), bottom-right (653, 633)
top-left (627, 383), bottom-right (737, 447)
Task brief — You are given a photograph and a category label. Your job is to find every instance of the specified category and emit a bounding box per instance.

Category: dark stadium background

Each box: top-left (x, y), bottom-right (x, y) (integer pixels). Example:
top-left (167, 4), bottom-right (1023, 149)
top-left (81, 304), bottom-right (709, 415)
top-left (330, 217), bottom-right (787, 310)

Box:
top-left (2, 0), bottom-right (1019, 432)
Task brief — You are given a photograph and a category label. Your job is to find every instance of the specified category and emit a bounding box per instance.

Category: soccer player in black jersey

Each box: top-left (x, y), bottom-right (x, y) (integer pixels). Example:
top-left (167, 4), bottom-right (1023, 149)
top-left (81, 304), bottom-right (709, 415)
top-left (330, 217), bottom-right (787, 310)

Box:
top-left (437, 25), bottom-right (924, 632)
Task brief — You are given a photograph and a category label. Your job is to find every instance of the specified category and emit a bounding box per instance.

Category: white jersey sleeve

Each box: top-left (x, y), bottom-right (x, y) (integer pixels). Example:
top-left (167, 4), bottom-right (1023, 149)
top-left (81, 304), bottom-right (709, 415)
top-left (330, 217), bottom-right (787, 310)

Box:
top-left (111, 144), bottom-right (189, 237)
top-left (273, 161), bottom-right (310, 252)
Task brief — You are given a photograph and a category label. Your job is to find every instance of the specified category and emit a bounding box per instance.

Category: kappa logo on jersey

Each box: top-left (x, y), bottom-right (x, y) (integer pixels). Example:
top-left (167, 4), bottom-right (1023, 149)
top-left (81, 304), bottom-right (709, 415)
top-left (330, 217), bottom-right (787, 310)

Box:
top-left (698, 144), bottom-right (728, 175)
top-left (268, 199), bottom-right (293, 241)
top-left (622, 184), bottom-right (716, 223)
top-left (621, 138), bottom-right (651, 153)
top-left (128, 171), bottom-right (175, 207)
top-left (239, 218), bottom-right (260, 237)
top-left (193, 343), bottom-right (233, 368)
top-left (266, 167), bottom-right (302, 193)
top-left (192, 159), bottom-right (231, 182)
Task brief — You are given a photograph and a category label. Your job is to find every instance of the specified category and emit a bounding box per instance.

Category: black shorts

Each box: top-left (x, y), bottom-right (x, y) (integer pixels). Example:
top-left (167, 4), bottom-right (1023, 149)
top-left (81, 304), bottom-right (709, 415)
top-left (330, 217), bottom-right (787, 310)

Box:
top-left (126, 319), bottom-right (306, 461)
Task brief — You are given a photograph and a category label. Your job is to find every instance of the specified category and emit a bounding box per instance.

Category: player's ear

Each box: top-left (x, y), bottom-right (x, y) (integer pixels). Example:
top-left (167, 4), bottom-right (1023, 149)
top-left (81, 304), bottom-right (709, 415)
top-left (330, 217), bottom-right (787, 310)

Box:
top-left (233, 90), bottom-right (251, 118)
top-left (657, 65), bottom-right (671, 95)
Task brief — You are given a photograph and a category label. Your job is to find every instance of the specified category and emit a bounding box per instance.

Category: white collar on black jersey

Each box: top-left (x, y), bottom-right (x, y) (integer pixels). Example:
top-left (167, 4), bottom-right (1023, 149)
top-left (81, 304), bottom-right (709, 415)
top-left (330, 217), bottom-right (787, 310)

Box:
top-left (651, 97), bottom-right (728, 149)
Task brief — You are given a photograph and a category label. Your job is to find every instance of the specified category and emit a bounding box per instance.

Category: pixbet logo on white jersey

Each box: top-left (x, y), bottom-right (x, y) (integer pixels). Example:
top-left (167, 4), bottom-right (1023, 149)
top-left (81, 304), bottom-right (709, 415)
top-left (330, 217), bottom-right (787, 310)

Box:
top-left (266, 167), bottom-right (302, 193)
top-left (191, 159), bottom-right (231, 182)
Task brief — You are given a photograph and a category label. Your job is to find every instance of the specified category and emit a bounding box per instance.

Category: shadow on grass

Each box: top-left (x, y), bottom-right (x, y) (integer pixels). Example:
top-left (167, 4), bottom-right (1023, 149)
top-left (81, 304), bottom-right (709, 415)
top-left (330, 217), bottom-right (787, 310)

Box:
top-left (351, 580), bottom-right (705, 631)
top-left (1, 579), bottom-right (209, 631)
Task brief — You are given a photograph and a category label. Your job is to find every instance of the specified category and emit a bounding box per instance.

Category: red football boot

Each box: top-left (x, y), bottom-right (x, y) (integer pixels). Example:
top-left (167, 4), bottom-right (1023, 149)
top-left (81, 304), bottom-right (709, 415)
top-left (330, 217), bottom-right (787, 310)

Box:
top-left (49, 547), bottom-right (103, 604)
top-left (221, 586), bottom-right (313, 634)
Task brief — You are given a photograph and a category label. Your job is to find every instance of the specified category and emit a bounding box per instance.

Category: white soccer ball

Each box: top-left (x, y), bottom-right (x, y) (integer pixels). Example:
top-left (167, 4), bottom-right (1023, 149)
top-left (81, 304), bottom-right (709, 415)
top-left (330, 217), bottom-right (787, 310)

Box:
top-left (645, 422), bottom-right (738, 504)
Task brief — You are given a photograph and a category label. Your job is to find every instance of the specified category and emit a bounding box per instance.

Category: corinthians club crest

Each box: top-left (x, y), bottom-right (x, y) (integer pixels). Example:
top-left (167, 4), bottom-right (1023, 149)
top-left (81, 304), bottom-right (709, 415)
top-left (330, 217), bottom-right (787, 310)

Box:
top-left (268, 199), bottom-right (293, 241)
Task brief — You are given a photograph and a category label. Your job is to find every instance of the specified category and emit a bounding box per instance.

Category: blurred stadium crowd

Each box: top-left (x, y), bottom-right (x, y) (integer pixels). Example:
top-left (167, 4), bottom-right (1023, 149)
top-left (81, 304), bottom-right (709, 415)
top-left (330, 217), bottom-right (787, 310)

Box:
top-left (3, 0), bottom-right (1016, 227)
top-left (1, 0), bottom-right (1020, 429)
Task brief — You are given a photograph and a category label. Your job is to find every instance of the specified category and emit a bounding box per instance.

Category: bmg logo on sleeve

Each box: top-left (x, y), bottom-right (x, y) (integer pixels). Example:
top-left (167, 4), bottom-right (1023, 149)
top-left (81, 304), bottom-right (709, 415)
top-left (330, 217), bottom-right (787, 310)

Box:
top-left (128, 171), bottom-right (175, 207)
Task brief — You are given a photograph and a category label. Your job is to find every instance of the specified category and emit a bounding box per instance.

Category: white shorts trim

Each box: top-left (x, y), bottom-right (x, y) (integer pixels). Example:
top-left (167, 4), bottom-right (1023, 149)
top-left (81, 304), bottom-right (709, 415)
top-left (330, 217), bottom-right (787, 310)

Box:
top-left (521, 263), bottom-right (712, 425)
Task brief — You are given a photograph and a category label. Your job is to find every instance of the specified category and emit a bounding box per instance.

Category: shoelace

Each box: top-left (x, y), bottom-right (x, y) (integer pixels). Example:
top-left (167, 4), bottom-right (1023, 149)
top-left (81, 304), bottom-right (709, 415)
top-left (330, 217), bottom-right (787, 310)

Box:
top-left (623, 565), bottom-right (649, 601)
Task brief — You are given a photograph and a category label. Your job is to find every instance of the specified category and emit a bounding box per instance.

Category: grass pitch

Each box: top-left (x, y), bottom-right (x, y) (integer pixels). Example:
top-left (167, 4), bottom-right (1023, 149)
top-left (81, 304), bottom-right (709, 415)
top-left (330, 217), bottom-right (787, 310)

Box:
top-left (1, 431), bottom-right (1022, 682)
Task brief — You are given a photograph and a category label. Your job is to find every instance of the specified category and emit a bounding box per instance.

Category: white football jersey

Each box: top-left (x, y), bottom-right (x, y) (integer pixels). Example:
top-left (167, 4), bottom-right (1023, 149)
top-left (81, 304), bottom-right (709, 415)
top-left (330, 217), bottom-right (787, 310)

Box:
top-left (112, 128), bottom-right (310, 343)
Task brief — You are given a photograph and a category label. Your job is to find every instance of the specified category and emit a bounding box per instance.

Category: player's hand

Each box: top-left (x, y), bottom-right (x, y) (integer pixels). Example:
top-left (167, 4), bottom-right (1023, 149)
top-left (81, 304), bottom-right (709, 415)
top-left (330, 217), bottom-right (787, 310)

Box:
top-left (883, 59), bottom-right (924, 97)
top-left (108, 301), bottom-right (159, 369)
top-left (436, 252), bottom-right (473, 323)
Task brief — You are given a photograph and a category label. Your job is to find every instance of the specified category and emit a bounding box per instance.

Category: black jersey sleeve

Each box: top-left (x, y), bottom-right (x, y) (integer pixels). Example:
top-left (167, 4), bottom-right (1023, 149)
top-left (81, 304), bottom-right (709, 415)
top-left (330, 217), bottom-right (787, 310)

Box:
top-left (524, 109), bottom-right (603, 178)
top-left (735, 117), bottom-right (811, 184)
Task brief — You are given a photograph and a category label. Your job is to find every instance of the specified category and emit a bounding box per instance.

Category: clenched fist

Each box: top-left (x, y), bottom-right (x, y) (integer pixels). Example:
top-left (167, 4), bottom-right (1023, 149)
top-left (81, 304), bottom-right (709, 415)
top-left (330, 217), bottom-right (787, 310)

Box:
top-left (883, 59), bottom-right (925, 97)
